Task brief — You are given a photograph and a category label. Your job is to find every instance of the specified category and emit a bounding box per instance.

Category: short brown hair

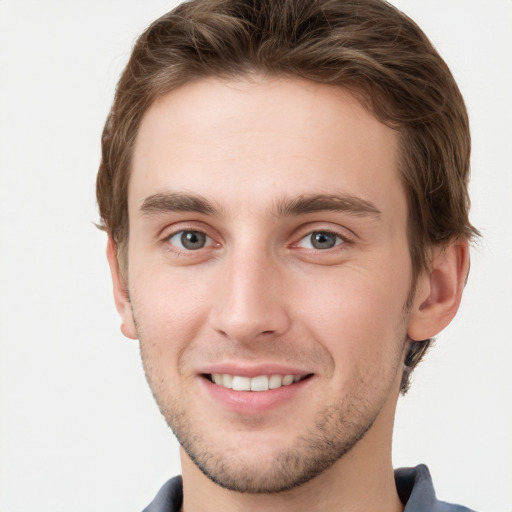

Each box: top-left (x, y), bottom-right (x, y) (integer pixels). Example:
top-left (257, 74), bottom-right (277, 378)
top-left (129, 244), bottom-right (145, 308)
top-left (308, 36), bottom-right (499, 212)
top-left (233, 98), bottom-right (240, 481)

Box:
top-left (97, 0), bottom-right (479, 392)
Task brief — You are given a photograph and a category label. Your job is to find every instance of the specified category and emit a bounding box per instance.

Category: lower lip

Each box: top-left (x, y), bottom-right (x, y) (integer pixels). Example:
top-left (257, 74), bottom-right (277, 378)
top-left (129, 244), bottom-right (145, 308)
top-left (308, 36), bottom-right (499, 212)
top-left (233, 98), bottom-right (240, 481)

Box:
top-left (201, 376), bottom-right (312, 414)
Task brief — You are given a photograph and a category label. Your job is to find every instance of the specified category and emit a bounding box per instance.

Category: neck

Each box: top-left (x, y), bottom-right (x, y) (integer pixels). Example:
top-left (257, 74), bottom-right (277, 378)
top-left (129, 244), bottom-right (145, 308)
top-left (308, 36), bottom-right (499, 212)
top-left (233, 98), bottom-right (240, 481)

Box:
top-left (181, 449), bottom-right (402, 512)
top-left (180, 390), bottom-right (404, 512)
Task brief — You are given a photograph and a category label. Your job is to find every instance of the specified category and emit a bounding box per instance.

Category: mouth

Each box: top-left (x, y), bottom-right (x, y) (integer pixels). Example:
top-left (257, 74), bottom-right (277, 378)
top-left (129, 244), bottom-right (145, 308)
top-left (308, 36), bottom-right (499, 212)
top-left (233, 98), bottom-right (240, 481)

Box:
top-left (204, 373), bottom-right (312, 391)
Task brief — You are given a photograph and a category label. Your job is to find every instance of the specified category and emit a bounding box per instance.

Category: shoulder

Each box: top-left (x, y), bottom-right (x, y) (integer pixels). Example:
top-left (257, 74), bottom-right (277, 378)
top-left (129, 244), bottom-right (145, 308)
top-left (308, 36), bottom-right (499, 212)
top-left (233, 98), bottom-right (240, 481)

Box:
top-left (141, 475), bottom-right (183, 512)
top-left (142, 466), bottom-right (477, 512)
top-left (395, 464), bottom-right (477, 512)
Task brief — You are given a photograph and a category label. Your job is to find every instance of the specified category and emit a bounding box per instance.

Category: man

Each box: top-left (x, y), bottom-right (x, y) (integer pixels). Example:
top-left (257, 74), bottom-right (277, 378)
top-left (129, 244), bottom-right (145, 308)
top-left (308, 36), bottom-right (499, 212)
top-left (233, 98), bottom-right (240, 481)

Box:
top-left (97, 0), bottom-right (478, 510)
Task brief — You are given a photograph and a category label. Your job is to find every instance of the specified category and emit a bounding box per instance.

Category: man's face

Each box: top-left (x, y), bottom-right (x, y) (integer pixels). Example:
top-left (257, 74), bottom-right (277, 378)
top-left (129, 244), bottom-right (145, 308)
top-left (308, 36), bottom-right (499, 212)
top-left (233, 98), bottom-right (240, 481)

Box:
top-left (120, 77), bottom-right (418, 492)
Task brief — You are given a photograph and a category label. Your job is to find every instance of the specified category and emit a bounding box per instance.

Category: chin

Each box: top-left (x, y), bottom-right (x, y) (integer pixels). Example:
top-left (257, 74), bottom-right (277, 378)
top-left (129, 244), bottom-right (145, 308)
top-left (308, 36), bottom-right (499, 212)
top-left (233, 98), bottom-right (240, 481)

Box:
top-left (168, 401), bottom-right (377, 494)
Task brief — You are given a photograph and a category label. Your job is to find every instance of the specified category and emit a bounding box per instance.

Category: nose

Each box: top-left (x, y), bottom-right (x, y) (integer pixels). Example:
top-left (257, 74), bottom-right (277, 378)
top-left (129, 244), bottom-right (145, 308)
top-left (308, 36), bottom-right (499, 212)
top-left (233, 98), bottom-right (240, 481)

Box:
top-left (210, 248), bottom-right (291, 344)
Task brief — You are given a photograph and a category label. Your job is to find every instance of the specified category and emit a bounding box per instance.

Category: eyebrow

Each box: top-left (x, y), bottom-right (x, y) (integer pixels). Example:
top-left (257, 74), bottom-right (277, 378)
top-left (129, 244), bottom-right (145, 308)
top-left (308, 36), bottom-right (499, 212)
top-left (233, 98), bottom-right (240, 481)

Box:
top-left (140, 192), bottom-right (222, 216)
top-left (139, 191), bottom-right (382, 220)
top-left (274, 193), bottom-right (382, 219)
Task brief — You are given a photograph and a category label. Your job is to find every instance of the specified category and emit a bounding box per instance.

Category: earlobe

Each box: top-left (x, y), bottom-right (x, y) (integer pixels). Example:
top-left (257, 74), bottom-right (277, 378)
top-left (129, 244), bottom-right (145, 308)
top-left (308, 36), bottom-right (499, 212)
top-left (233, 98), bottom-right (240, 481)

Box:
top-left (106, 237), bottom-right (138, 340)
top-left (407, 238), bottom-right (470, 341)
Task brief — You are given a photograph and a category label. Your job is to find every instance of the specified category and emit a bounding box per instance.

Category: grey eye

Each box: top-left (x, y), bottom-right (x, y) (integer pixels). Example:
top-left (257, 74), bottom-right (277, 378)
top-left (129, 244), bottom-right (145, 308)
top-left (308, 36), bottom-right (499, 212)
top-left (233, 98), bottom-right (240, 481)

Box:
top-left (169, 230), bottom-right (209, 250)
top-left (310, 232), bottom-right (337, 249)
top-left (298, 231), bottom-right (342, 250)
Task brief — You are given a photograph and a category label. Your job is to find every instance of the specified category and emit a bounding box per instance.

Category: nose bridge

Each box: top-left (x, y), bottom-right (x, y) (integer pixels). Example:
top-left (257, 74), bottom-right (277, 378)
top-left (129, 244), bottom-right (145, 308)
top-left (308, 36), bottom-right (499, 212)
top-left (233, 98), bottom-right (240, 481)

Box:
top-left (212, 241), bottom-right (289, 342)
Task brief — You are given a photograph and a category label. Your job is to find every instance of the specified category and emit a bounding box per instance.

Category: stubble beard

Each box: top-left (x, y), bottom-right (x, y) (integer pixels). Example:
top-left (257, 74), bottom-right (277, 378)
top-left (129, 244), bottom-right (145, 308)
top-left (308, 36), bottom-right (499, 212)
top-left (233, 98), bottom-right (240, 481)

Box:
top-left (175, 399), bottom-right (378, 494)
top-left (135, 290), bottom-right (412, 494)
top-left (139, 340), bottom-right (406, 495)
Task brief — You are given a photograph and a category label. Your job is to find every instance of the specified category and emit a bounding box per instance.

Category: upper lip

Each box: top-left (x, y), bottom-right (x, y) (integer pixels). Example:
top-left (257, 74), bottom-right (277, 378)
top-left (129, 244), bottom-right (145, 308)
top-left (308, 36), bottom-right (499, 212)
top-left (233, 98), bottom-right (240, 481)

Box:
top-left (199, 363), bottom-right (312, 378)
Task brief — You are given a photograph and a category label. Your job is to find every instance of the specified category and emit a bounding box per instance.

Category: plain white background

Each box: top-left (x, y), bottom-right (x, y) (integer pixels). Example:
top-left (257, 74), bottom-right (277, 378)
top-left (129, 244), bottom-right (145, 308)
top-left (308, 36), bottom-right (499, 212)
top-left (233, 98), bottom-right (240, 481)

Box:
top-left (0, 1), bottom-right (511, 511)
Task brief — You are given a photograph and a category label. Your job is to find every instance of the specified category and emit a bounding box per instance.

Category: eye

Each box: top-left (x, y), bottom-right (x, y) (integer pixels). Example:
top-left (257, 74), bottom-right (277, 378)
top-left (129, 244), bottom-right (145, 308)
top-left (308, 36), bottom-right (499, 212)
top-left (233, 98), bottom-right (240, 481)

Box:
top-left (168, 230), bottom-right (211, 250)
top-left (298, 231), bottom-right (344, 250)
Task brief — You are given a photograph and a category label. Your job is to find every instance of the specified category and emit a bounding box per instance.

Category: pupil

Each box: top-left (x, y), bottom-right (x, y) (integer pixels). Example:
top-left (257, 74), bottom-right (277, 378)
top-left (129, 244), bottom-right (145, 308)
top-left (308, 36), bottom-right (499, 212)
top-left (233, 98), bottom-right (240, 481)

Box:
top-left (181, 231), bottom-right (205, 249)
top-left (311, 232), bottom-right (336, 249)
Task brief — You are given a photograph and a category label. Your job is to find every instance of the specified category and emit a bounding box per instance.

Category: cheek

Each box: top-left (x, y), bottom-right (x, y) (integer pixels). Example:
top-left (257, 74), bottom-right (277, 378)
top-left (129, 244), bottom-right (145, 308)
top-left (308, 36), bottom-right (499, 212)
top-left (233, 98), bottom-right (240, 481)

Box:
top-left (132, 272), bottom-right (211, 396)
top-left (290, 262), bottom-right (410, 363)
top-left (130, 265), bottom-right (211, 350)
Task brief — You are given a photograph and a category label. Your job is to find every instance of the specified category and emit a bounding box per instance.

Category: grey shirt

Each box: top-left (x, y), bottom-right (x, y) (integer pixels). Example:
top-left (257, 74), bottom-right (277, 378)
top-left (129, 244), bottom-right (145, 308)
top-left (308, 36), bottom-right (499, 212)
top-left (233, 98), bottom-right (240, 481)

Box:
top-left (142, 464), bottom-right (476, 511)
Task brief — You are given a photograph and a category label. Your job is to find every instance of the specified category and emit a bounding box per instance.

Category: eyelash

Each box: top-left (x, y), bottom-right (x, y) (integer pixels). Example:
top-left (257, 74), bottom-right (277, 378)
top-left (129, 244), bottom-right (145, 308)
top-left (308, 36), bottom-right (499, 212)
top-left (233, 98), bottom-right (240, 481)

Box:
top-left (164, 229), bottom-right (217, 253)
top-left (295, 230), bottom-right (350, 251)
top-left (162, 227), bottom-right (352, 255)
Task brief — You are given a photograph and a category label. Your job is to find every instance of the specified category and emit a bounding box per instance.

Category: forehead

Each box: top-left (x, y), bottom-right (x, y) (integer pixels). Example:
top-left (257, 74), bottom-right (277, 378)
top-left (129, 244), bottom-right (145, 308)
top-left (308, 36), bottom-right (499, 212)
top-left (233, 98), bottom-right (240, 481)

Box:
top-left (130, 76), bottom-right (404, 224)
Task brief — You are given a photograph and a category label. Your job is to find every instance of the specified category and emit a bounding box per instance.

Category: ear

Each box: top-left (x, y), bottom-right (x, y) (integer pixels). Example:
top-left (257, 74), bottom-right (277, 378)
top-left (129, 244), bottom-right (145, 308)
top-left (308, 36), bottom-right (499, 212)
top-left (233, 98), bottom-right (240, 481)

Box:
top-left (106, 237), bottom-right (138, 340)
top-left (407, 238), bottom-right (470, 341)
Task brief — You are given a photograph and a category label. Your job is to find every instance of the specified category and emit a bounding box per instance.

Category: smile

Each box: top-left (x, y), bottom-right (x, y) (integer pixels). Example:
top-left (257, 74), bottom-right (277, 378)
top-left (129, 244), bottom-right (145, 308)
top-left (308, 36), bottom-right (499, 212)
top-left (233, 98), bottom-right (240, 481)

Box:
top-left (208, 373), bottom-right (308, 391)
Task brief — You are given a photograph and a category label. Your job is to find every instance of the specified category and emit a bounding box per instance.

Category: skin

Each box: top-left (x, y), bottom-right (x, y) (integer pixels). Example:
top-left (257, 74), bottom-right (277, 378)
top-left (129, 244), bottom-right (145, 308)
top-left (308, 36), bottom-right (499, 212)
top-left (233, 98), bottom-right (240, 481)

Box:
top-left (108, 76), bottom-right (469, 512)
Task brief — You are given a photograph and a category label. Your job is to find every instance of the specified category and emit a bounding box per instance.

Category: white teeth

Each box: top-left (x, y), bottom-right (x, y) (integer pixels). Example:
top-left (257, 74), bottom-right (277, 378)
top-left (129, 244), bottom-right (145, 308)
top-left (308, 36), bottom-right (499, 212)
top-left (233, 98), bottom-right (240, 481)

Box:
top-left (269, 374), bottom-right (283, 389)
top-left (232, 376), bottom-right (251, 391)
top-left (210, 373), bottom-right (304, 391)
top-left (222, 374), bottom-right (233, 388)
top-left (282, 375), bottom-right (294, 386)
top-left (250, 375), bottom-right (269, 391)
